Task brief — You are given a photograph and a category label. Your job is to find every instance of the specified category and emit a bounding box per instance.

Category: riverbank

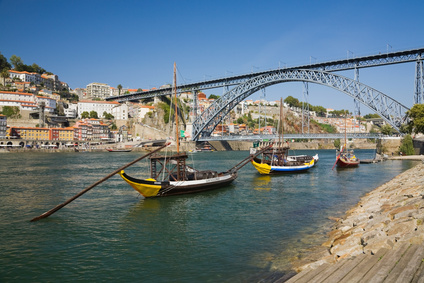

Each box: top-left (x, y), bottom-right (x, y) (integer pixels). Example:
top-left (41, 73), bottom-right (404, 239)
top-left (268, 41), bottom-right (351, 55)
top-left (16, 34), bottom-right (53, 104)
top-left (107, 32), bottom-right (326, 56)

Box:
top-left (288, 161), bottom-right (424, 278)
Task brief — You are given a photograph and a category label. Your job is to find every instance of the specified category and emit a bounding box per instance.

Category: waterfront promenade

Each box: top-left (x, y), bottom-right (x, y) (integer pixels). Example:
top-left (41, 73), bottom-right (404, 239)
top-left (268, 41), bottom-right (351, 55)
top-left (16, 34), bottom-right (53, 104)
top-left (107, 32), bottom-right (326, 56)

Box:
top-left (281, 160), bottom-right (424, 282)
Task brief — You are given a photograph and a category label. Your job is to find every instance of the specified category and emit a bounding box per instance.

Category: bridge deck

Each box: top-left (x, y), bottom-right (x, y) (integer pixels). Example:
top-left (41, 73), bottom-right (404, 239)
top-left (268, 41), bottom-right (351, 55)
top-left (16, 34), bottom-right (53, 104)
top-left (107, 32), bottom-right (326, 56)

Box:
top-left (279, 244), bottom-right (424, 283)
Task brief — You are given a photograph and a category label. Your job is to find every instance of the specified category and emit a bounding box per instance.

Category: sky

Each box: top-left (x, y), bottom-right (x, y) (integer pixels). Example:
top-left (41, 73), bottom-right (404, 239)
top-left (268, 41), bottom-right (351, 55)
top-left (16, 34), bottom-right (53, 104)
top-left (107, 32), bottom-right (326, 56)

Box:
top-left (1, 0), bottom-right (423, 115)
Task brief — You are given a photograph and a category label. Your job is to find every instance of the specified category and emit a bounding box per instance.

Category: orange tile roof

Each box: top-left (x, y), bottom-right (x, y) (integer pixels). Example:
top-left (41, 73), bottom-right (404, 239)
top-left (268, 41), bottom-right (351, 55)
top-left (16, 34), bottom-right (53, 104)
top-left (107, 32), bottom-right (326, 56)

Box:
top-left (0, 91), bottom-right (33, 96)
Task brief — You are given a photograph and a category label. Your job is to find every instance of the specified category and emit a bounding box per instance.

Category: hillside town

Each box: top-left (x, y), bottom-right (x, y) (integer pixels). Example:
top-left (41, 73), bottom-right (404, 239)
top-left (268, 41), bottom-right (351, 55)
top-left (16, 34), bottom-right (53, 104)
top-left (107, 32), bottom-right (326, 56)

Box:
top-left (0, 59), bottom-right (388, 149)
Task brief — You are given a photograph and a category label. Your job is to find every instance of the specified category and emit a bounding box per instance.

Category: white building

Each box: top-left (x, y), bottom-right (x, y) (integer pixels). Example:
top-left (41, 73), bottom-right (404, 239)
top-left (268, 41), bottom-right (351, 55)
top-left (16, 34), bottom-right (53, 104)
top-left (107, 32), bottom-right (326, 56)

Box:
top-left (8, 70), bottom-right (42, 85)
top-left (64, 103), bottom-right (78, 118)
top-left (111, 103), bottom-right (128, 120)
top-left (0, 91), bottom-right (55, 113)
top-left (0, 114), bottom-right (6, 138)
top-left (77, 100), bottom-right (120, 118)
top-left (86, 83), bottom-right (111, 99)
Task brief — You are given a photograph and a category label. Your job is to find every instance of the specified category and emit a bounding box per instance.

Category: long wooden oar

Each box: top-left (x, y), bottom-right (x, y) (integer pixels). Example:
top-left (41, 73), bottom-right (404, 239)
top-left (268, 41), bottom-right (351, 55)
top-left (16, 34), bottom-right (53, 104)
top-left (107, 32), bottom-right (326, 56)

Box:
top-left (30, 142), bottom-right (170, 222)
top-left (332, 145), bottom-right (344, 170)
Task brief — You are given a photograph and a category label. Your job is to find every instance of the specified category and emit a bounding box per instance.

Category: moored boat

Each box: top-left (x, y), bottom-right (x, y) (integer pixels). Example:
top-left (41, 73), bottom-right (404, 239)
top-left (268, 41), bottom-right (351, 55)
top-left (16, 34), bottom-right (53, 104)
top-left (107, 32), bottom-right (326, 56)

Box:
top-left (334, 112), bottom-right (360, 168)
top-left (119, 63), bottom-right (271, 197)
top-left (107, 148), bottom-right (132, 152)
top-left (250, 98), bottom-right (318, 175)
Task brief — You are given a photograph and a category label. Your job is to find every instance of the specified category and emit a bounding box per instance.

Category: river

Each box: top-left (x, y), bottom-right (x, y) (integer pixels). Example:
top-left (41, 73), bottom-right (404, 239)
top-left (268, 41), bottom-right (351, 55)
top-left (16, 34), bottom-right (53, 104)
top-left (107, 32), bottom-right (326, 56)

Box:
top-left (0, 149), bottom-right (419, 282)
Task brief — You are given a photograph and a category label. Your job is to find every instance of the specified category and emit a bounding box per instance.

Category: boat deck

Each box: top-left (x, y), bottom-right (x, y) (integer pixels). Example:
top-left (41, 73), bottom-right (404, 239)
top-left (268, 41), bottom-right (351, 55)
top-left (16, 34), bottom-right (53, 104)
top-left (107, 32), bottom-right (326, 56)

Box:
top-left (279, 243), bottom-right (424, 283)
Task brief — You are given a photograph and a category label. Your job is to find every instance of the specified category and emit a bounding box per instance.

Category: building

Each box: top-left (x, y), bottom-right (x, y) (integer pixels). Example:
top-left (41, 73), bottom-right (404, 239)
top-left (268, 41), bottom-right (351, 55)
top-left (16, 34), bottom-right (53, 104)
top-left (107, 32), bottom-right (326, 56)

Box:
top-left (86, 83), bottom-right (111, 99)
top-left (77, 100), bottom-right (120, 118)
top-left (0, 91), bottom-right (56, 114)
top-left (73, 118), bottom-right (111, 141)
top-left (0, 114), bottom-right (6, 138)
top-left (111, 103), bottom-right (128, 120)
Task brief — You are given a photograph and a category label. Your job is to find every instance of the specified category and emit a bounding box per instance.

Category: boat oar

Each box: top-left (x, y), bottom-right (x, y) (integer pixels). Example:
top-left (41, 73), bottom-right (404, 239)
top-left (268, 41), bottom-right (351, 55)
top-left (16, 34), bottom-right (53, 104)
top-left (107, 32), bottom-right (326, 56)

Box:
top-left (332, 145), bottom-right (344, 170)
top-left (331, 154), bottom-right (340, 170)
top-left (30, 142), bottom-right (170, 222)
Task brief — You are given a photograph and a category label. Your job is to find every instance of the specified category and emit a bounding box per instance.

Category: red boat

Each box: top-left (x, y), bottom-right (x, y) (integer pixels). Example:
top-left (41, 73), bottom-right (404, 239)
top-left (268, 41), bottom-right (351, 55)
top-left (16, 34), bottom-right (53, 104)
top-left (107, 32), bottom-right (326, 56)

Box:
top-left (336, 149), bottom-right (360, 167)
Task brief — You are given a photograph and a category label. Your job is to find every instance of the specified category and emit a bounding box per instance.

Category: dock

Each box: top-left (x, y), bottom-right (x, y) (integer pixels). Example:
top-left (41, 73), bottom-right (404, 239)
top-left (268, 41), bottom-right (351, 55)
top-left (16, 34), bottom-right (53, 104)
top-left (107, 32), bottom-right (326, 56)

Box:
top-left (280, 243), bottom-right (424, 282)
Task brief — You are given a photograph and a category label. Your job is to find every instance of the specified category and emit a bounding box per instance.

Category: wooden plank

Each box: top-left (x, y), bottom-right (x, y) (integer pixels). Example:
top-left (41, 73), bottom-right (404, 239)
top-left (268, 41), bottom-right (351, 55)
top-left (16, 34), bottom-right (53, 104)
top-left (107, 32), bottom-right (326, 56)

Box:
top-left (360, 243), bottom-right (410, 283)
top-left (386, 244), bottom-right (424, 282)
top-left (285, 263), bottom-right (331, 283)
top-left (408, 246), bottom-right (424, 283)
top-left (319, 254), bottom-right (366, 282)
top-left (306, 258), bottom-right (351, 283)
top-left (339, 248), bottom-right (389, 283)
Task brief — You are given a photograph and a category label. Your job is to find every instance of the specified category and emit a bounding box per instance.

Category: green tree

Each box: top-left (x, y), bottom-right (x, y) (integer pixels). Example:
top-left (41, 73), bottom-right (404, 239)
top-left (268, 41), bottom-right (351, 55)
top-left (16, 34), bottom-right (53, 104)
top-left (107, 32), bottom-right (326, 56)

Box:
top-left (1, 106), bottom-right (21, 118)
top-left (103, 111), bottom-right (114, 120)
top-left (1, 68), bottom-right (9, 86)
top-left (81, 111), bottom-right (89, 119)
top-left (0, 52), bottom-right (11, 70)
top-left (363, 113), bottom-right (381, 119)
top-left (284, 96), bottom-right (300, 107)
top-left (334, 138), bottom-right (341, 149)
top-left (380, 124), bottom-right (394, 135)
top-left (10, 55), bottom-right (23, 70)
top-left (208, 94), bottom-right (220, 100)
top-left (406, 104), bottom-right (424, 134)
top-left (117, 84), bottom-right (122, 96)
top-left (89, 111), bottom-right (98, 119)
top-left (399, 134), bottom-right (415, 155)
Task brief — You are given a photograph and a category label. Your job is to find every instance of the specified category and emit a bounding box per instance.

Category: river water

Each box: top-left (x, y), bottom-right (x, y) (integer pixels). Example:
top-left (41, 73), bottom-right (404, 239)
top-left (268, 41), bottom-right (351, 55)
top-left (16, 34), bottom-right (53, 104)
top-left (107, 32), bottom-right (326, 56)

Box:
top-left (0, 149), bottom-right (419, 282)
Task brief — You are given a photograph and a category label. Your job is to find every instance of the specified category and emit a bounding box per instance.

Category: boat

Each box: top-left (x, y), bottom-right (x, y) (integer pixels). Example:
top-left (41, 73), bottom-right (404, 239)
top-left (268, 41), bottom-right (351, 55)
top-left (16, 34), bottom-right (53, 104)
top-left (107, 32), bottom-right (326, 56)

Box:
top-left (333, 112), bottom-right (360, 168)
top-left (119, 63), bottom-right (270, 197)
top-left (107, 148), bottom-right (132, 152)
top-left (250, 98), bottom-right (318, 175)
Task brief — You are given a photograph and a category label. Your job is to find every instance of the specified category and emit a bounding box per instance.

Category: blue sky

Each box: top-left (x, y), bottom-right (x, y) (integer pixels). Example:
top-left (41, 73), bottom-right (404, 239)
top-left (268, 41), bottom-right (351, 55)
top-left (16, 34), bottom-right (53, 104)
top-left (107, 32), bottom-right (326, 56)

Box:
top-left (1, 0), bottom-right (423, 114)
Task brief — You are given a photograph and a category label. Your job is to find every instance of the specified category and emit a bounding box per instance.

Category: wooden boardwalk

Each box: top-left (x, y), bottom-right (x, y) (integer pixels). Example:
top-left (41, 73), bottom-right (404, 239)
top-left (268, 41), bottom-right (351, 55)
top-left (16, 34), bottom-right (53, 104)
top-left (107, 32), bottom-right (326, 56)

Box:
top-left (279, 244), bottom-right (424, 283)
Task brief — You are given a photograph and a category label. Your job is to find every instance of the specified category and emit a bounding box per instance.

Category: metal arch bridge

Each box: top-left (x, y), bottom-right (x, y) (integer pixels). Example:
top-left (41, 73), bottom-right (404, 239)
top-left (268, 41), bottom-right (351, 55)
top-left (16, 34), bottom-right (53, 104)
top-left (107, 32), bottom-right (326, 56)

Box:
top-left (105, 47), bottom-right (424, 140)
top-left (192, 69), bottom-right (409, 140)
top-left (106, 47), bottom-right (424, 102)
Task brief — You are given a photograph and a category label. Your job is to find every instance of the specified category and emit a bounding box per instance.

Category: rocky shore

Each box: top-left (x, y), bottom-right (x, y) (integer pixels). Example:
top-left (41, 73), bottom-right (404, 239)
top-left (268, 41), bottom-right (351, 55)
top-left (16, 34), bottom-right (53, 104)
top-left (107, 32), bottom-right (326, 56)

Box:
top-left (291, 160), bottom-right (424, 274)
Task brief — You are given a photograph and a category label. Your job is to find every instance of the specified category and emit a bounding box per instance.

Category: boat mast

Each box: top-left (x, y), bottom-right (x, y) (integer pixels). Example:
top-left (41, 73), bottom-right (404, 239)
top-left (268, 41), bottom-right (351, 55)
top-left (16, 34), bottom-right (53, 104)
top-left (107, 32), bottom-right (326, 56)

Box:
top-left (279, 97), bottom-right (283, 147)
top-left (344, 110), bottom-right (347, 153)
top-left (173, 62), bottom-right (180, 154)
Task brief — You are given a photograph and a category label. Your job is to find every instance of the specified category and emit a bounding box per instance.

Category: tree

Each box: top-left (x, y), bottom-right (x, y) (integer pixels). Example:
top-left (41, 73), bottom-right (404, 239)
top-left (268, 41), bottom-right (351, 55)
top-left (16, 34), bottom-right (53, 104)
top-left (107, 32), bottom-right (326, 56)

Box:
top-left (284, 96), bottom-right (300, 107)
top-left (208, 94), bottom-right (220, 100)
top-left (399, 134), bottom-right (415, 155)
top-left (117, 84), bottom-right (122, 96)
top-left (103, 111), bottom-right (114, 120)
top-left (1, 68), bottom-right (9, 86)
top-left (1, 106), bottom-right (21, 118)
top-left (334, 139), bottom-right (341, 149)
top-left (381, 124), bottom-right (394, 136)
top-left (406, 103), bottom-right (424, 134)
top-left (89, 111), bottom-right (99, 119)
top-left (10, 55), bottom-right (23, 70)
top-left (0, 52), bottom-right (11, 70)
top-left (81, 111), bottom-right (90, 119)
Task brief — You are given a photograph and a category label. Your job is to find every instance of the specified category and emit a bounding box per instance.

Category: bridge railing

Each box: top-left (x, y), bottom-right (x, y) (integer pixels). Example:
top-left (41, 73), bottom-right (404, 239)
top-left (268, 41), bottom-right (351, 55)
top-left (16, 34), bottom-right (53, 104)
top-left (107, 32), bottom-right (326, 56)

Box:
top-left (197, 133), bottom-right (384, 141)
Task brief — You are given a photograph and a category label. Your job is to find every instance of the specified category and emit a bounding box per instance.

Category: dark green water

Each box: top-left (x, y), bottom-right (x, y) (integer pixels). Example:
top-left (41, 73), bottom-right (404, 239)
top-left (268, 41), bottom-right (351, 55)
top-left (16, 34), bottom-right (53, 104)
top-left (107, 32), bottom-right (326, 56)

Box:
top-left (0, 149), bottom-right (419, 282)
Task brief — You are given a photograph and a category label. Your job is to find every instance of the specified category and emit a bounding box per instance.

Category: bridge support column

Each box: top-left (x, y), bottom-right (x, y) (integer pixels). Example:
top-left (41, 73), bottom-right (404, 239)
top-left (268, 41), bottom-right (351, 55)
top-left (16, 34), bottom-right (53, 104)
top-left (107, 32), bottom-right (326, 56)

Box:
top-left (302, 82), bottom-right (309, 134)
top-left (415, 59), bottom-right (424, 104)
top-left (353, 66), bottom-right (360, 133)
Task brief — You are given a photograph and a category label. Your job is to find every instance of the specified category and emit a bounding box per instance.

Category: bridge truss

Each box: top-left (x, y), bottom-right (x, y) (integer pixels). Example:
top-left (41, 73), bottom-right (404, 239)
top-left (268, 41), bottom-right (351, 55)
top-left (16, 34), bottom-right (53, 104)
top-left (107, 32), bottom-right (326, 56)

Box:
top-left (192, 69), bottom-right (409, 140)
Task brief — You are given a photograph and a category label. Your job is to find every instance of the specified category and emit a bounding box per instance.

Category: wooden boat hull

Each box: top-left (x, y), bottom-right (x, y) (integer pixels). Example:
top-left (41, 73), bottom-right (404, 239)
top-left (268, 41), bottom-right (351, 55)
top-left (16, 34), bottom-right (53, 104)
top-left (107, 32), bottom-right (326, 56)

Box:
top-left (336, 156), bottom-right (360, 168)
top-left (251, 158), bottom-right (315, 175)
top-left (107, 149), bottom-right (132, 152)
top-left (119, 170), bottom-right (237, 197)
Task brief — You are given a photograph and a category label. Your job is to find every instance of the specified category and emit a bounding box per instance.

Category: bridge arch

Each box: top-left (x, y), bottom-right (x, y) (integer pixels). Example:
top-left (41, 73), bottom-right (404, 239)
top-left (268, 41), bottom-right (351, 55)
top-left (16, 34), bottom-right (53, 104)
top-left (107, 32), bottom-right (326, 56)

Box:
top-left (192, 69), bottom-right (410, 140)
